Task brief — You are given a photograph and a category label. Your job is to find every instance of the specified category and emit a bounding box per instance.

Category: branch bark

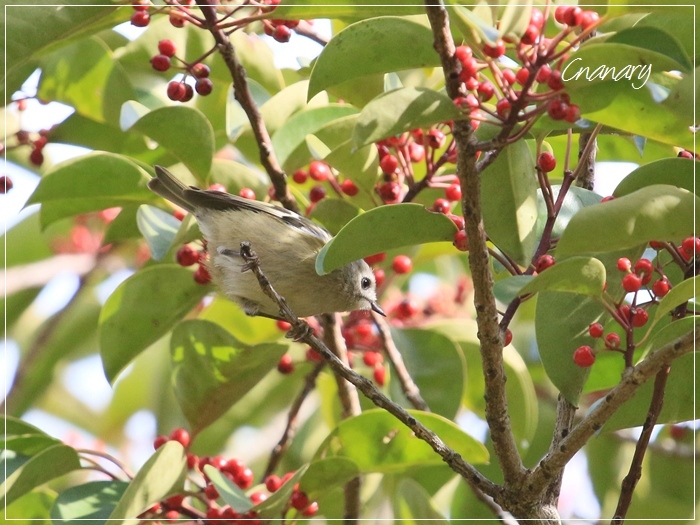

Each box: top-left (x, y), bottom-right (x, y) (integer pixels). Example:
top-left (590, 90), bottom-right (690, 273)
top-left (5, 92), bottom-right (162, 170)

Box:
top-left (195, 0), bottom-right (299, 213)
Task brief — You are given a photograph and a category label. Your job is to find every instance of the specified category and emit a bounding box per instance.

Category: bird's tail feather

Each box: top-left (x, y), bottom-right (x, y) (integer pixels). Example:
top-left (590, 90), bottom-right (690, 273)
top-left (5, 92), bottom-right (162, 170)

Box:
top-left (148, 165), bottom-right (196, 214)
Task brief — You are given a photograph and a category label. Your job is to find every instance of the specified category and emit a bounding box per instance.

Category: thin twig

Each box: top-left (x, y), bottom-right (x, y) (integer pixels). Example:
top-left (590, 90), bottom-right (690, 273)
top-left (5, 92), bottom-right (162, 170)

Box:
top-left (371, 312), bottom-right (429, 411)
top-left (611, 366), bottom-right (670, 524)
top-left (77, 449), bottom-right (134, 479)
top-left (294, 20), bottom-right (329, 46)
top-left (237, 241), bottom-right (502, 501)
top-left (195, 0), bottom-right (299, 213)
top-left (262, 361), bottom-right (325, 479)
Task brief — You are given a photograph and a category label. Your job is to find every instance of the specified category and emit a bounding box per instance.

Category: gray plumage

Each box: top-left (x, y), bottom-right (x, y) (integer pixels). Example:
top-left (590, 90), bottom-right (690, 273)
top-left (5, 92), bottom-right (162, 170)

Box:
top-left (148, 166), bottom-right (382, 318)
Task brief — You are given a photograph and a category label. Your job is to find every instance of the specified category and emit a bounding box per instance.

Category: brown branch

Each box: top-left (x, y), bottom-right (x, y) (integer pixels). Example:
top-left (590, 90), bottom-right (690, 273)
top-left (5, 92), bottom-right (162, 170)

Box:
top-left (371, 312), bottom-right (429, 411)
top-left (237, 241), bottom-right (502, 501)
top-left (611, 366), bottom-right (670, 524)
top-left (195, 0), bottom-right (299, 213)
top-left (575, 131), bottom-right (597, 190)
top-left (425, 0), bottom-right (524, 486)
top-left (262, 361), bottom-right (325, 479)
top-left (541, 395), bottom-right (577, 507)
top-left (528, 330), bottom-right (697, 494)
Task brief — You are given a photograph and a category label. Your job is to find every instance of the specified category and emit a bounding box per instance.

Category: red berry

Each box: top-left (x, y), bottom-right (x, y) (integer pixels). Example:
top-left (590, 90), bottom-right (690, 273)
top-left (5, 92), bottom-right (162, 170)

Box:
top-left (408, 142), bottom-right (425, 162)
top-left (131, 11), bottom-right (150, 26)
top-left (373, 268), bottom-right (385, 287)
top-left (589, 323), bottom-right (604, 338)
top-left (515, 68), bottom-right (530, 86)
top-left (164, 510), bottom-right (180, 520)
top-left (520, 24), bottom-right (539, 45)
top-left (29, 149), bottom-right (44, 166)
top-left (565, 104), bottom-right (581, 123)
top-left (223, 458), bottom-right (244, 476)
top-left (0, 175), bottom-right (13, 194)
top-left (309, 185), bottom-right (326, 203)
top-left (496, 98), bottom-right (511, 119)
top-left (605, 333), bottom-right (621, 349)
top-left (379, 181), bottom-right (401, 203)
top-left (453, 230), bottom-right (469, 251)
top-left (170, 428), bottom-right (190, 447)
top-left (449, 214), bottom-right (465, 230)
top-left (208, 183), bottom-right (226, 192)
top-left (547, 99), bottom-right (569, 120)
top-left (277, 320), bottom-right (291, 331)
top-left (34, 136), bottom-right (48, 150)
top-left (483, 40), bottom-right (506, 58)
top-left (632, 308), bottom-right (649, 328)
top-left (154, 435), bottom-right (168, 449)
top-left (392, 255), bottom-right (412, 274)
top-left (617, 257), bottom-right (631, 272)
top-left (530, 7), bottom-right (544, 28)
top-left (341, 179), bottom-right (359, 196)
top-left (238, 188), bottom-right (255, 200)
top-left (158, 39), bottom-right (177, 57)
top-left (454, 45), bottom-right (473, 65)
top-left (505, 329), bottom-right (513, 346)
top-left (169, 12), bottom-right (186, 28)
top-left (180, 84), bottom-right (194, 102)
top-left (619, 305), bottom-right (631, 320)
top-left (305, 348), bottom-right (322, 362)
top-left (563, 6), bottom-right (583, 26)
top-left (427, 129), bottom-right (446, 149)
top-left (380, 154), bottom-right (399, 175)
top-left (309, 161), bottom-right (330, 181)
top-left (477, 81), bottom-right (495, 102)
top-left (186, 453), bottom-right (198, 470)
top-left (678, 150), bottom-right (694, 159)
top-left (290, 491), bottom-right (310, 510)
top-left (373, 364), bottom-right (386, 386)
top-left (284, 19), bottom-right (300, 28)
top-left (464, 76), bottom-right (479, 91)
top-left (433, 198), bottom-right (451, 214)
top-left (193, 264), bottom-right (211, 284)
top-left (678, 246), bottom-right (691, 261)
top-left (670, 425), bottom-right (686, 440)
top-left (204, 484), bottom-right (219, 500)
top-left (165, 494), bottom-right (184, 508)
top-left (292, 169), bottom-right (308, 184)
top-left (302, 501), bottom-right (319, 517)
top-left (621, 273), bottom-right (642, 293)
top-left (547, 70), bottom-right (564, 91)
top-left (195, 78), bottom-right (213, 96)
top-left (265, 474), bottom-right (282, 492)
top-left (502, 69), bottom-right (517, 85)
top-left (277, 354), bottom-right (294, 374)
top-left (191, 63), bottom-right (210, 78)
top-left (235, 467), bottom-right (254, 489)
top-left (633, 258), bottom-right (653, 284)
top-left (554, 5), bottom-right (568, 23)
top-left (363, 351), bottom-right (383, 366)
top-left (132, 1), bottom-right (149, 11)
top-left (151, 54), bottom-right (170, 72)
top-left (649, 240), bottom-right (664, 250)
top-left (273, 24), bottom-right (292, 43)
top-left (205, 507), bottom-right (221, 520)
top-left (536, 65), bottom-right (551, 84)
top-left (535, 254), bottom-right (555, 273)
top-left (250, 492), bottom-right (267, 505)
top-left (537, 152), bottom-right (556, 172)
top-left (364, 252), bottom-right (386, 266)
top-left (652, 278), bottom-right (670, 297)
top-left (681, 237), bottom-right (700, 255)
top-left (176, 245), bottom-right (198, 267)
top-left (460, 57), bottom-right (479, 78)
top-left (445, 184), bottom-right (461, 202)
top-left (395, 298), bottom-right (419, 319)
top-left (167, 81), bottom-right (186, 101)
top-left (573, 345), bottom-right (595, 367)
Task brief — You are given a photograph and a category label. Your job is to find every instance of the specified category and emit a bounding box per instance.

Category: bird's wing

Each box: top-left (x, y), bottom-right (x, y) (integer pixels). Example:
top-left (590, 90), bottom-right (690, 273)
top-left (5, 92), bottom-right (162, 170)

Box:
top-left (183, 186), bottom-right (332, 243)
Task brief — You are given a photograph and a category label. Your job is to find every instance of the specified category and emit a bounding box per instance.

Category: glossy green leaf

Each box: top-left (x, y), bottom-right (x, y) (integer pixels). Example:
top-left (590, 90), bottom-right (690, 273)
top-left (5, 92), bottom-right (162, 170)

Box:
top-left (299, 458), bottom-right (360, 499)
top-left (109, 441), bottom-right (186, 522)
top-left (498, 1), bottom-right (532, 41)
top-left (309, 198), bottom-right (361, 236)
top-left (3, 416), bottom-right (47, 437)
top-left (653, 277), bottom-right (698, 326)
top-left (534, 185), bottom-right (602, 241)
top-left (198, 296), bottom-right (278, 346)
top-left (99, 265), bottom-right (208, 383)
top-left (1, 444), bottom-right (80, 507)
top-left (519, 257), bottom-right (606, 297)
top-left (0, 213), bottom-right (60, 269)
top-left (272, 105), bottom-right (359, 170)
top-left (226, 80), bottom-right (271, 140)
top-left (353, 87), bottom-right (464, 148)
top-left (556, 185), bottom-right (698, 257)
top-left (450, 4), bottom-right (500, 45)
top-left (395, 478), bottom-right (449, 522)
top-left (5, 489), bottom-right (55, 523)
top-left (388, 328), bottom-right (465, 419)
top-left (26, 152), bottom-right (155, 229)
top-left (2, 435), bottom-right (60, 457)
top-left (613, 158), bottom-right (696, 197)
top-left (104, 205), bottom-right (142, 244)
top-left (493, 275), bottom-right (534, 304)
top-left (229, 31), bottom-right (284, 95)
top-left (253, 466), bottom-right (308, 519)
top-left (136, 205), bottom-right (181, 261)
top-left (120, 104), bottom-right (215, 182)
top-left (325, 140), bottom-right (379, 208)
top-left (272, 0), bottom-right (424, 19)
top-left (316, 409), bottom-right (489, 472)
top-left (208, 159), bottom-right (269, 196)
top-left (639, 316), bottom-right (698, 361)
top-left (204, 465), bottom-right (253, 513)
top-left (481, 139), bottom-right (539, 266)
top-left (308, 16), bottom-right (440, 100)
top-left (315, 204), bottom-right (457, 274)
top-left (305, 134), bottom-right (332, 160)
top-left (170, 320), bottom-right (288, 434)
top-left (51, 481), bottom-right (128, 524)
top-left (606, 26), bottom-right (691, 71)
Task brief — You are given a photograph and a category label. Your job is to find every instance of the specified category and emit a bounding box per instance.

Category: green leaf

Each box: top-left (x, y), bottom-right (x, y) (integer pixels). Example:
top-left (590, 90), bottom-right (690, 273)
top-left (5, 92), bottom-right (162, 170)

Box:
top-left (493, 275), bottom-right (534, 304)
top-left (3, 416), bottom-right (47, 437)
top-left (481, 140), bottom-right (539, 266)
top-left (0, 214), bottom-right (68, 269)
top-left (316, 409), bottom-right (489, 472)
top-left (170, 320), bottom-right (288, 434)
top-left (308, 17), bottom-right (440, 100)
top-left (639, 316), bottom-right (697, 361)
top-left (305, 134), bottom-right (332, 160)
top-left (99, 265), bottom-right (208, 383)
top-left (606, 26), bottom-right (691, 72)
top-left (309, 199), bottom-right (361, 236)
top-left (556, 185), bottom-right (698, 257)
top-left (519, 257), bottom-right (606, 297)
top-left (613, 158), bottom-right (696, 198)
top-left (229, 31), bottom-right (284, 95)
top-left (653, 277), bottom-right (698, 326)
top-left (208, 159), bottom-right (269, 196)
top-left (272, 105), bottom-right (359, 170)
top-left (353, 87), bottom-right (464, 148)
top-left (51, 481), bottom-right (128, 524)
top-left (272, 0), bottom-right (424, 19)
top-left (198, 296), bottom-right (278, 346)
top-left (450, 4), bottom-right (500, 45)
top-left (253, 466), bottom-right (308, 519)
top-left (0, 444), bottom-right (80, 507)
top-left (27, 152), bottom-right (155, 229)
top-left (136, 205), bottom-right (181, 261)
top-left (6, 490), bottom-right (55, 523)
top-left (395, 478), bottom-right (449, 522)
top-left (498, 1), bottom-right (533, 41)
top-left (120, 104), bottom-right (215, 182)
top-left (388, 328), bottom-right (465, 419)
top-left (203, 465), bottom-right (253, 513)
top-left (109, 441), bottom-right (186, 522)
top-left (534, 185), bottom-right (602, 242)
top-left (104, 205), bottom-right (142, 244)
top-left (299, 458), bottom-right (360, 500)
top-left (315, 204), bottom-right (457, 275)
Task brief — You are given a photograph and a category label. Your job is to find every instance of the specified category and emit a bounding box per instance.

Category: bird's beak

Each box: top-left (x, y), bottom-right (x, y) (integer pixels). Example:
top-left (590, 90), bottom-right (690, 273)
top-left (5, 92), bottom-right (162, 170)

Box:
top-left (370, 301), bottom-right (386, 317)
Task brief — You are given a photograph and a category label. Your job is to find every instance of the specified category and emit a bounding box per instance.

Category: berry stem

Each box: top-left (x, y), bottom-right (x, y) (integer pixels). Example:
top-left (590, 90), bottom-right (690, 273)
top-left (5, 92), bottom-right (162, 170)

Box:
top-left (77, 449), bottom-right (134, 479)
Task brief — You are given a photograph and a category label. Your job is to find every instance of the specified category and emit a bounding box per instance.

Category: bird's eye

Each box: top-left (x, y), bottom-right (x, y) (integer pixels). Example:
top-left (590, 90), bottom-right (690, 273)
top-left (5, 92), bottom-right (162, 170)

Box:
top-left (361, 277), bottom-right (371, 289)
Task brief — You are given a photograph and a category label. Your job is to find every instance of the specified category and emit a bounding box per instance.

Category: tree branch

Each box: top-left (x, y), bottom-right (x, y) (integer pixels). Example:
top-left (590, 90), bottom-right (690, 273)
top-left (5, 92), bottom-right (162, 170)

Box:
top-left (195, 0), bottom-right (299, 213)
top-left (425, 0), bottom-right (524, 486)
top-left (238, 242), bottom-right (502, 501)
top-left (528, 331), bottom-right (697, 494)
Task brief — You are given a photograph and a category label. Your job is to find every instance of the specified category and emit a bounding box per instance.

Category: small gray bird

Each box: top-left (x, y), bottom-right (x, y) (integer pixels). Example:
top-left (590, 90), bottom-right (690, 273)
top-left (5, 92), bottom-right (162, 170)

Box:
top-left (148, 166), bottom-right (384, 319)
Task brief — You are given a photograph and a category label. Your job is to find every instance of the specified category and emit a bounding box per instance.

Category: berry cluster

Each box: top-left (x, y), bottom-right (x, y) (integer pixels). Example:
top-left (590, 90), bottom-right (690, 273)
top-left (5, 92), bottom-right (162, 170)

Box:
top-left (130, 0), bottom-right (197, 29)
top-left (263, 18), bottom-right (299, 43)
top-left (289, 160), bottom-right (360, 214)
top-left (149, 39), bottom-right (213, 102)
